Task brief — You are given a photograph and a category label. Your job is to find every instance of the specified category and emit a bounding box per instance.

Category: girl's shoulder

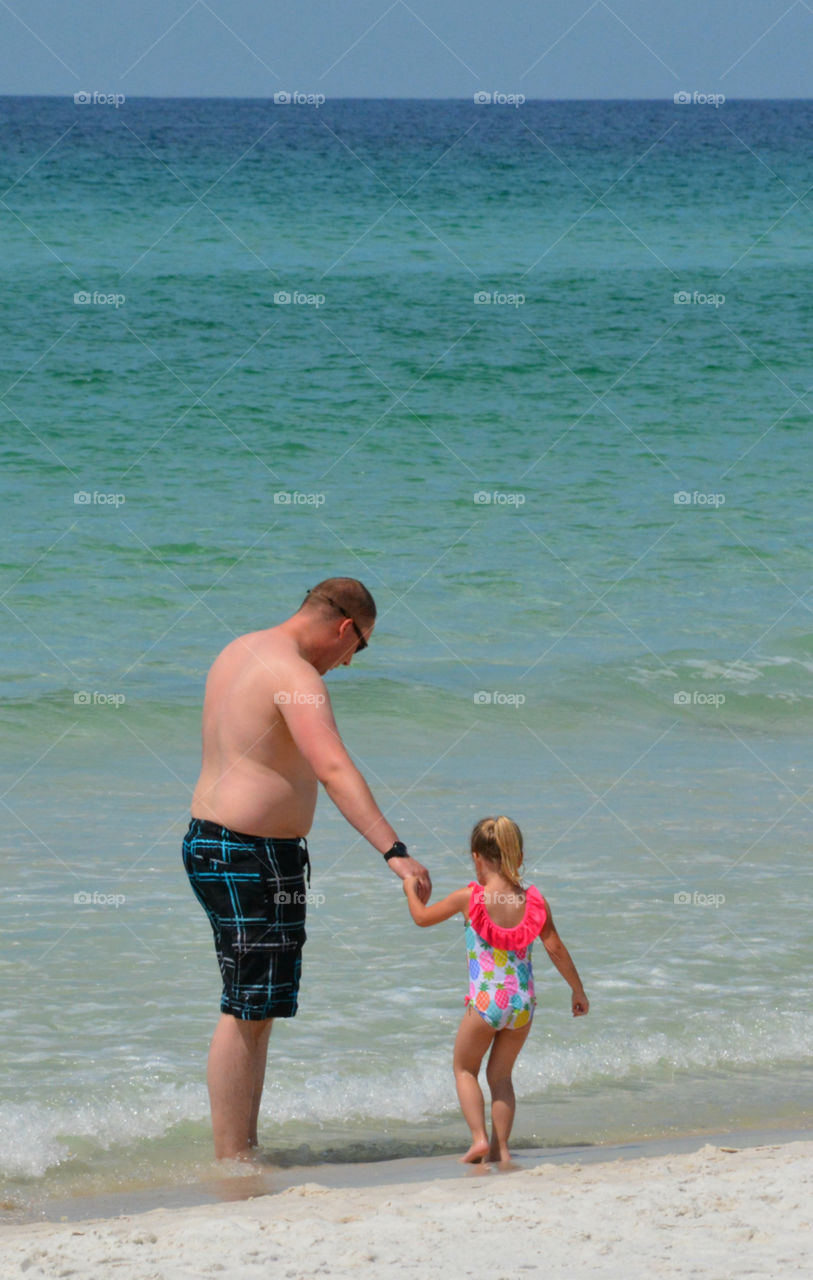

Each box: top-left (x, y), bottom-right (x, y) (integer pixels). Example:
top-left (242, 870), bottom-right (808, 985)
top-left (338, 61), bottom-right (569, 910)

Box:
top-left (526, 883), bottom-right (550, 918)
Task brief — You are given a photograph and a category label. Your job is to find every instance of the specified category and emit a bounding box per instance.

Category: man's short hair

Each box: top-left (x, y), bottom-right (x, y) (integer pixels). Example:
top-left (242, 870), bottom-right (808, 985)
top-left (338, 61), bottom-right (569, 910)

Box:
top-left (301, 578), bottom-right (377, 625)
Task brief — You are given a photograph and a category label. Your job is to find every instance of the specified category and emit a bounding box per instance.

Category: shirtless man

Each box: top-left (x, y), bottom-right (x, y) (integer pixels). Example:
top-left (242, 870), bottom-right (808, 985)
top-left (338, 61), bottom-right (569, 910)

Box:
top-left (183, 577), bottom-right (431, 1159)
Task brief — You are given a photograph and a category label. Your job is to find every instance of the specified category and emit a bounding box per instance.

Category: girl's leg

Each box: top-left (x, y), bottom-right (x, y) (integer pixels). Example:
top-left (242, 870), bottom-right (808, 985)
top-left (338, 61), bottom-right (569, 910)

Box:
top-left (485, 1020), bottom-right (533, 1164)
top-left (452, 1008), bottom-right (496, 1162)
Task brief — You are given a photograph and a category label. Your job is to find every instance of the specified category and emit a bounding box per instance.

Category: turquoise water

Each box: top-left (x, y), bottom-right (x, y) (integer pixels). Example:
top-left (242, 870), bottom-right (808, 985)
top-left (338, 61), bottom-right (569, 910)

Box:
top-left (1, 97), bottom-right (812, 1211)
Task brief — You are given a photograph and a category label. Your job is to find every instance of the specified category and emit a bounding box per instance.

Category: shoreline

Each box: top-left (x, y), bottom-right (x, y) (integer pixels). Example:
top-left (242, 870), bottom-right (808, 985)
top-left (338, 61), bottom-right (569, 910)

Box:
top-left (3, 1130), bottom-right (811, 1280)
top-left (7, 1119), bottom-right (811, 1228)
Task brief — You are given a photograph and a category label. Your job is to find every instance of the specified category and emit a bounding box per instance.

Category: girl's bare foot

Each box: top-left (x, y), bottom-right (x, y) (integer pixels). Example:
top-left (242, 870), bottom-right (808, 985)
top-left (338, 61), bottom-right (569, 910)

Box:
top-left (488, 1144), bottom-right (512, 1165)
top-left (460, 1137), bottom-right (490, 1163)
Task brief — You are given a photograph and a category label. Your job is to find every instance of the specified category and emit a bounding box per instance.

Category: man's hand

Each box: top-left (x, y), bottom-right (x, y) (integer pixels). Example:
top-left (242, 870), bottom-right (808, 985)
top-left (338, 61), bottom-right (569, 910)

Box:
top-left (387, 855), bottom-right (431, 902)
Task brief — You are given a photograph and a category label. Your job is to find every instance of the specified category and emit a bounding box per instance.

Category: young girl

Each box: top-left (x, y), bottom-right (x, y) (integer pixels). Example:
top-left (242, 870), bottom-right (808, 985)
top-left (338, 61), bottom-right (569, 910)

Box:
top-left (403, 815), bottom-right (588, 1165)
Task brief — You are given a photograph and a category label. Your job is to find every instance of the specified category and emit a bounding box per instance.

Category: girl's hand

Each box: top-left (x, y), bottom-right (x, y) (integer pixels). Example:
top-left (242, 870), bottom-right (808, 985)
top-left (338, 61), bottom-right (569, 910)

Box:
top-left (572, 990), bottom-right (589, 1017)
top-left (389, 858), bottom-right (432, 903)
top-left (402, 875), bottom-right (419, 897)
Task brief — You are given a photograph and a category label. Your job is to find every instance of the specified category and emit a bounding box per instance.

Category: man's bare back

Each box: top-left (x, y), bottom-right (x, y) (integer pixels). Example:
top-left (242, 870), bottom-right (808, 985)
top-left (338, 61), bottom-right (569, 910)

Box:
top-left (191, 628), bottom-right (324, 837)
top-left (190, 587), bottom-right (431, 866)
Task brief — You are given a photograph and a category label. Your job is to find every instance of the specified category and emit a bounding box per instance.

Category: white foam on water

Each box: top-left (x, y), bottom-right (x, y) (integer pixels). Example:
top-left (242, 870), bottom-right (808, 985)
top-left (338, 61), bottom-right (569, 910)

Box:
top-left (2, 1011), bottom-right (810, 1183)
top-left (0, 1083), bottom-right (206, 1179)
top-left (516, 1009), bottom-right (813, 1095)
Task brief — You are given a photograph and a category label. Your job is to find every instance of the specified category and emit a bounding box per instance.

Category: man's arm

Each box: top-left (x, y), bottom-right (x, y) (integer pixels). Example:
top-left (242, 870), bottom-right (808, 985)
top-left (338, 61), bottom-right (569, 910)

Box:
top-left (277, 673), bottom-right (431, 898)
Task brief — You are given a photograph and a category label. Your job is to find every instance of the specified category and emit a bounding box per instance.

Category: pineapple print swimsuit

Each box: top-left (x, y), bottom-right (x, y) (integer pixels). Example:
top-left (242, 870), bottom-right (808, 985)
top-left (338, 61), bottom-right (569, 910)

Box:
top-left (464, 881), bottom-right (548, 1031)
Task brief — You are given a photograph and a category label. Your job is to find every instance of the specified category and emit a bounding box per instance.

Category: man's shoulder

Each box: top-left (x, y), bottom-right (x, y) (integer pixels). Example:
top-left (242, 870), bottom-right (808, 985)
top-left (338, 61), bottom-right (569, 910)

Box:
top-left (216, 629), bottom-right (321, 686)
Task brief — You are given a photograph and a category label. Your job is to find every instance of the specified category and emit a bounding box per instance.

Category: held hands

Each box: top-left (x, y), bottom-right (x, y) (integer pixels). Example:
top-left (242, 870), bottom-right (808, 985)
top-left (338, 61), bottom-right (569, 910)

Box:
top-left (390, 858), bottom-right (431, 903)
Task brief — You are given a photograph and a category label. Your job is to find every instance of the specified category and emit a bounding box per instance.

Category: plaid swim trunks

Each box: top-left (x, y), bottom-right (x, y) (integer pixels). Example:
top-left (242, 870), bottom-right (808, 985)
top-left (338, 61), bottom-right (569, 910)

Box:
top-left (183, 818), bottom-right (311, 1020)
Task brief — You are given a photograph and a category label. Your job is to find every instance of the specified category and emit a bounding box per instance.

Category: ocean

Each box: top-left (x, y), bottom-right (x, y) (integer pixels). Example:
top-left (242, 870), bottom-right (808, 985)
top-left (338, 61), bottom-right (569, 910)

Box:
top-left (1, 96), bottom-right (811, 1215)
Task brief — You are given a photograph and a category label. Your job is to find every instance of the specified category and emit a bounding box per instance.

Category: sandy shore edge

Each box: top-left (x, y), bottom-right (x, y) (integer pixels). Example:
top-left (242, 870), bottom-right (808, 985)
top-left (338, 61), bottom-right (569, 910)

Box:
top-left (3, 1131), bottom-right (812, 1279)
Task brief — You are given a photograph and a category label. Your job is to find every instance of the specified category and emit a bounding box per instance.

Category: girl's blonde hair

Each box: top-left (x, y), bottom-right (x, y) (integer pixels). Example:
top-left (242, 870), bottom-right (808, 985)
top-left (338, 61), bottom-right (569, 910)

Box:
top-left (470, 816), bottom-right (524, 888)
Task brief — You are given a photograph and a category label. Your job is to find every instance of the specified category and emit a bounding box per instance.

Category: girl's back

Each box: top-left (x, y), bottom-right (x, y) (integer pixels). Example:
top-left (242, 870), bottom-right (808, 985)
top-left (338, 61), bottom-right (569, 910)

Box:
top-left (474, 880), bottom-right (531, 930)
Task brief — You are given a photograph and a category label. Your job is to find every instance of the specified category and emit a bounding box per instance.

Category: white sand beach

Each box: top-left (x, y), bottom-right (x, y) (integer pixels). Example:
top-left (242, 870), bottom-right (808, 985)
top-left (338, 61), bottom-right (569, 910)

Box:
top-left (4, 1137), bottom-right (811, 1279)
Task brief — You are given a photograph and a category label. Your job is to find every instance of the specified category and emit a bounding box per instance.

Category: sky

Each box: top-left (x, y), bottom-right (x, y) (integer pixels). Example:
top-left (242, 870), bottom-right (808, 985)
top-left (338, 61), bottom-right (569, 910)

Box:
top-left (0, 0), bottom-right (810, 99)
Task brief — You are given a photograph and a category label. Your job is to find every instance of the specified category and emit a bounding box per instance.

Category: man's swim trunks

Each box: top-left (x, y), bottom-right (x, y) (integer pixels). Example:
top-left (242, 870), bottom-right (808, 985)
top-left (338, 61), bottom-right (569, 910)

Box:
top-left (183, 818), bottom-right (311, 1020)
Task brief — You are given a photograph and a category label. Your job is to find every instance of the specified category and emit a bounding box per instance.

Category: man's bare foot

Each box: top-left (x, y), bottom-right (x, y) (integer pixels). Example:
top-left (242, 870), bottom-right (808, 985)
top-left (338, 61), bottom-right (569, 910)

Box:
top-left (460, 1138), bottom-right (490, 1164)
top-left (217, 1147), bottom-right (262, 1165)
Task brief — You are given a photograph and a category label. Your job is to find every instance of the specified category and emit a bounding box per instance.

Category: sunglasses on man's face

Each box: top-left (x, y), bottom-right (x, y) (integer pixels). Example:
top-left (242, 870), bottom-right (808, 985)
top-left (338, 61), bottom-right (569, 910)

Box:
top-left (310, 593), bottom-right (368, 651)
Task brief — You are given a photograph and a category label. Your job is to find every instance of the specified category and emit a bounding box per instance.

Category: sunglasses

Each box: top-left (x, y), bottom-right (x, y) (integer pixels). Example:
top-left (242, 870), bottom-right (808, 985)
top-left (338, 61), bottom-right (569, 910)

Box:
top-left (308, 591), bottom-right (368, 651)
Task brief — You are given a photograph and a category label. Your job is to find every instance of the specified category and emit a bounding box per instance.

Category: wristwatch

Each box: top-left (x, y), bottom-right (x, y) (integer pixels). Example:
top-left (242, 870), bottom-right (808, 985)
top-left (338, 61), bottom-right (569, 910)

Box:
top-left (383, 841), bottom-right (409, 861)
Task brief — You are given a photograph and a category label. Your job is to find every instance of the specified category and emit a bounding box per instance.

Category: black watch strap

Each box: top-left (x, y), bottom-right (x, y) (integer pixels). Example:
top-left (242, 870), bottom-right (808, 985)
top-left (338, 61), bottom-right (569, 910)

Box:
top-left (383, 841), bottom-right (409, 861)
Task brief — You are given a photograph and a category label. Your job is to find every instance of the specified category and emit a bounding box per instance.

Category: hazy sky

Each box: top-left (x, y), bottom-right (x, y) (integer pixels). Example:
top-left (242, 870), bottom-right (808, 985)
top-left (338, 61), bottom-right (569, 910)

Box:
top-left (0, 0), bottom-right (809, 98)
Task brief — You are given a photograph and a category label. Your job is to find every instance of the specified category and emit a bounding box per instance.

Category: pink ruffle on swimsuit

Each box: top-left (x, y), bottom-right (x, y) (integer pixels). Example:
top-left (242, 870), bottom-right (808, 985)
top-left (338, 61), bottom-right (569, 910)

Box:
top-left (464, 882), bottom-right (548, 1031)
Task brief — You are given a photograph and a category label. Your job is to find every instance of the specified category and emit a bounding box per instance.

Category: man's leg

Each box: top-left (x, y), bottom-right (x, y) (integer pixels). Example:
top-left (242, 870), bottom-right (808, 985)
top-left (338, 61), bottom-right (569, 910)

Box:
top-left (207, 1013), bottom-right (274, 1159)
top-left (248, 1019), bottom-right (273, 1147)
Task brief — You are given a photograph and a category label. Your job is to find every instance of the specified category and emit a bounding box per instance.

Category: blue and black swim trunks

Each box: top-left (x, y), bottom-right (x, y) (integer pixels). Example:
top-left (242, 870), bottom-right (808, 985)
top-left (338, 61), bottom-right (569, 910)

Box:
top-left (183, 818), bottom-right (311, 1021)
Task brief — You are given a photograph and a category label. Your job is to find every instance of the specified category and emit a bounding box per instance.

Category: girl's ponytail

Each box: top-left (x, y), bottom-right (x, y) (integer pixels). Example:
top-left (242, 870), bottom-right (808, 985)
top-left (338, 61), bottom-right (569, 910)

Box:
top-left (470, 815), bottom-right (524, 887)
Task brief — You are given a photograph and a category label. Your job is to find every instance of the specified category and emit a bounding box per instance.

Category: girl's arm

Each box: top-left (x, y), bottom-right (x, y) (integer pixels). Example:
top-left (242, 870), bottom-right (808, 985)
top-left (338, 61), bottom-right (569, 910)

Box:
top-left (403, 879), bottom-right (470, 927)
top-left (539, 903), bottom-right (589, 1016)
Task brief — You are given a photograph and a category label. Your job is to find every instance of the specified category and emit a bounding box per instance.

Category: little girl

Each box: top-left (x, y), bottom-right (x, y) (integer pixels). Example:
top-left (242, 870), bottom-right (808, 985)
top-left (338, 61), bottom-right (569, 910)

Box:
top-left (403, 815), bottom-right (588, 1165)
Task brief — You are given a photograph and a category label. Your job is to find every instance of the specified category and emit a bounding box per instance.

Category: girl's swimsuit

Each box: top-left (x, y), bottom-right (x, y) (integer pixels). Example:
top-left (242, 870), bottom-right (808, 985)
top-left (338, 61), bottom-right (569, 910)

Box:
top-left (464, 881), bottom-right (547, 1031)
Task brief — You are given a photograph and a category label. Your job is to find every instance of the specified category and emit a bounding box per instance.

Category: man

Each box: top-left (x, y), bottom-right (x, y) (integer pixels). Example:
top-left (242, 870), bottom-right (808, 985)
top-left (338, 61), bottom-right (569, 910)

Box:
top-left (183, 577), bottom-right (431, 1159)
